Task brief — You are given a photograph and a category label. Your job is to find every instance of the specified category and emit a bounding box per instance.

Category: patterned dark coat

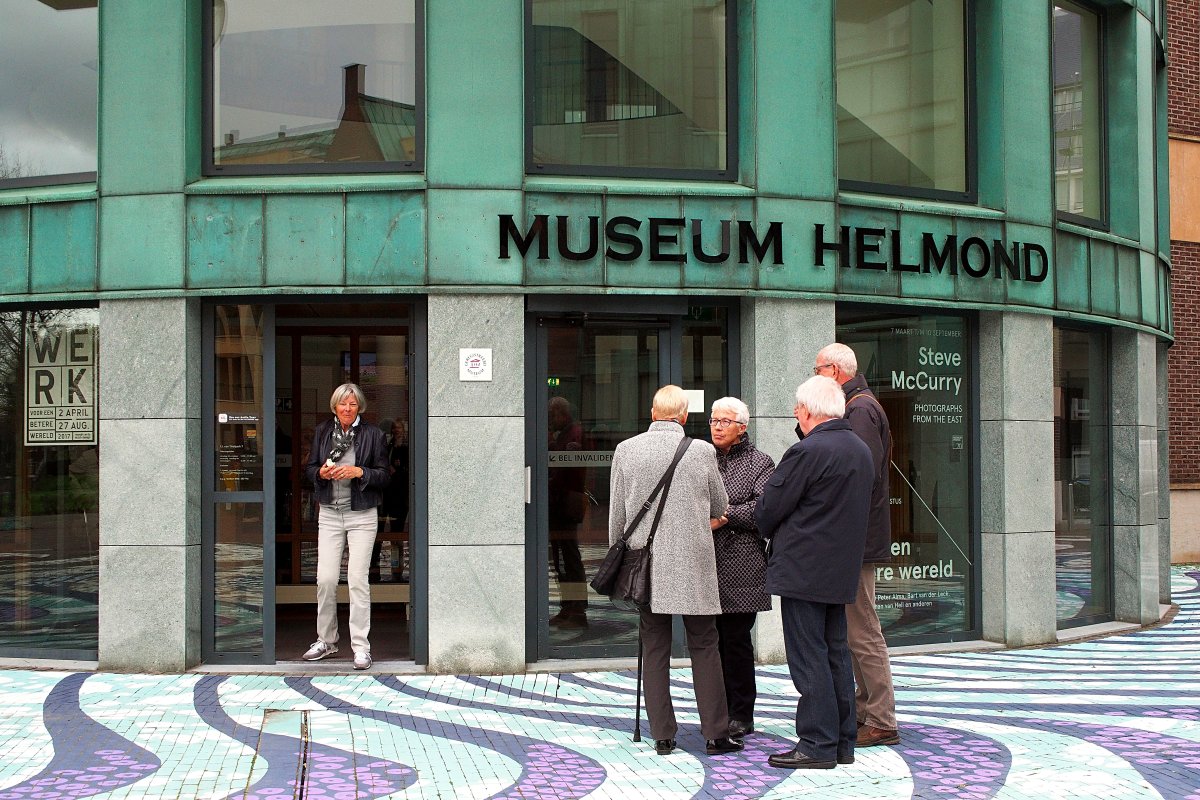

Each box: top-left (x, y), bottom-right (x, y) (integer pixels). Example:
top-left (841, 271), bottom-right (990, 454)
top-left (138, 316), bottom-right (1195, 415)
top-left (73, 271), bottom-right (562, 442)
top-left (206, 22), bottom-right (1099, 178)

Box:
top-left (713, 436), bottom-right (774, 614)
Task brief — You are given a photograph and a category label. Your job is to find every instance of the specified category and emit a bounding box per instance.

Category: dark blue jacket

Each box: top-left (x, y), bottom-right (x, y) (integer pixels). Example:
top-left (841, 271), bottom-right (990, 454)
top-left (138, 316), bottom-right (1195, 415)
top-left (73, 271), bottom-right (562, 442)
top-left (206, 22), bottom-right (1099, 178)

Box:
top-left (304, 418), bottom-right (390, 511)
top-left (756, 418), bottom-right (874, 605)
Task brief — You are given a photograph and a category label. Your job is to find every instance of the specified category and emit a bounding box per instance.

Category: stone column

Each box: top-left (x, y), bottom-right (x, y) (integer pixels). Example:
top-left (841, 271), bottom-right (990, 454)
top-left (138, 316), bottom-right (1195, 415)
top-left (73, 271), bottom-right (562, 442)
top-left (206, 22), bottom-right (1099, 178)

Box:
top-left (98, 298), bottom-right (201, 671)
top-left (426, 294), bottom-right (525, 673)
top-left (979, 311), bottom-right (1057, 646)
top-left (1112, 329), bottom-right (1161, 623)
top-left (740, 297), bottom-right (835, 663)
top-left (1158, 342), bottom-right (1172, 606)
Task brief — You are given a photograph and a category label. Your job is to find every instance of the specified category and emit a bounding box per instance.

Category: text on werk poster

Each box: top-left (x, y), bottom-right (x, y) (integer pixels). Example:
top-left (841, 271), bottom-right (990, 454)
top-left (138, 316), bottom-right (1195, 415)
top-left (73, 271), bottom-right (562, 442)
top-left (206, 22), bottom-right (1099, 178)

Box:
top-left (25, 326), bottom-right (97, 446)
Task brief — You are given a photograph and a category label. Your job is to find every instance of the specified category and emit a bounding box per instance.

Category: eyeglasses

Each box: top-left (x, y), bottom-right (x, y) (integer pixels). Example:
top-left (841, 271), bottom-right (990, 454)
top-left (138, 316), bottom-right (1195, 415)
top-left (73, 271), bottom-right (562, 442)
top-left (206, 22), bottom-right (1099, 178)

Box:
top-left (708, 418), bottom-right (744, 429)
top-left (812, 363), bottom-right (835, 375)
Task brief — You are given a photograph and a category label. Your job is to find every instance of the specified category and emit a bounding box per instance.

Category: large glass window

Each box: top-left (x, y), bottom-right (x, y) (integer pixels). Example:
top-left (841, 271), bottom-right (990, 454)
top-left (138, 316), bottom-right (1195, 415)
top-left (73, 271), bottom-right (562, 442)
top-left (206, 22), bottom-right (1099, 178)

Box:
top-left (0, 1), bottom-right (97, 187)
top-left (836, 0), bottom-right (970, 197)
top-left (0, 307), bottom-right (99, 657)
top-left (529, 0), bottom-right (734, 178)
top-left (1053, 326), bottom-right (1112, 627)
top-left (207, 1), bottom-right (421, 174)
top-left (838, 310), bottom-right (975, 642)
top-left (1053, 2), bottom-right (1104, 221)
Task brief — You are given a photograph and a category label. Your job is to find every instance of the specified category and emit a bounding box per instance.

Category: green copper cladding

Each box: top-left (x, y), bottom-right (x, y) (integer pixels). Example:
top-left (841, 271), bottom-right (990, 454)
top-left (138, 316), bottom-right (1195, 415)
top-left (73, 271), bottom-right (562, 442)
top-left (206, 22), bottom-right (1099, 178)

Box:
top-left (0, 0), bottom-right (1172, 339)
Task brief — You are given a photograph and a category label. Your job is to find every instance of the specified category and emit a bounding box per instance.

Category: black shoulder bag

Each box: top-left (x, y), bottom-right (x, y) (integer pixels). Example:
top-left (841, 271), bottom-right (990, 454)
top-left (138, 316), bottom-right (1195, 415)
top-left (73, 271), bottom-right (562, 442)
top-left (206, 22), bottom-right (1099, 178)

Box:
top-left (590, 436), bottom-right (692, 611)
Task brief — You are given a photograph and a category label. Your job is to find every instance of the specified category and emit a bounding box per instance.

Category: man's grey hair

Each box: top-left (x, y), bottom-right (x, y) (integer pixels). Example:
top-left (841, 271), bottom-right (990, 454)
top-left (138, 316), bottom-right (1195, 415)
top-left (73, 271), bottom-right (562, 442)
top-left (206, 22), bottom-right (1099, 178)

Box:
top-left (710, 396), bottom-right (749, 425)
top-left (816, 342), bottom-right (858, 378)
top-left (329, 382), bottom-right (367, 414)
top-left (795, 375), bottom-right (846, 420)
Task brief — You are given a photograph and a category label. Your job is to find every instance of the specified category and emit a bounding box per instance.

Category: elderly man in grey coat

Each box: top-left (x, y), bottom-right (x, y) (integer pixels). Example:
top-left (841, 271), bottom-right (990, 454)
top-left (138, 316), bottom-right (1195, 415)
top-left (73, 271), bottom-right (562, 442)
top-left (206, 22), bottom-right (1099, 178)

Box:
top-left (609, 384), bottom-right (743, 757)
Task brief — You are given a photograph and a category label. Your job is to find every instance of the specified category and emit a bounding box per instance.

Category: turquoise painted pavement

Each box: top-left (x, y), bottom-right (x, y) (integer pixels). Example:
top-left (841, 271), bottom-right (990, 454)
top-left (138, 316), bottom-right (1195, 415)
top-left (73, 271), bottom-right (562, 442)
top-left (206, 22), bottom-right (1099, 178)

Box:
top-left (1, 569), bottom-right (1198, 800)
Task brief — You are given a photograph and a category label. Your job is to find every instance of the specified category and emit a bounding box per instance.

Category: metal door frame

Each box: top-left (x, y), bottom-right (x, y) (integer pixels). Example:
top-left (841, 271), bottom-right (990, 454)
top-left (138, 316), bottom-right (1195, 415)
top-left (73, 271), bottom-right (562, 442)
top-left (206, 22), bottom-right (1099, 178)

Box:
top-left (525, 296), bottom-right (739, 663)
top-left (202, 298), bottom-right (429, 666)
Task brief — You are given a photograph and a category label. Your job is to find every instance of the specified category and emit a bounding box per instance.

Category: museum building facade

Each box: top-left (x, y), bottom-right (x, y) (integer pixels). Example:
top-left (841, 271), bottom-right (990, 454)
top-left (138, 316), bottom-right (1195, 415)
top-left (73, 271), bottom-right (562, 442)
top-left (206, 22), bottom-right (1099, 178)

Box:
top-left (0, 0), bottom-right (1173, 672)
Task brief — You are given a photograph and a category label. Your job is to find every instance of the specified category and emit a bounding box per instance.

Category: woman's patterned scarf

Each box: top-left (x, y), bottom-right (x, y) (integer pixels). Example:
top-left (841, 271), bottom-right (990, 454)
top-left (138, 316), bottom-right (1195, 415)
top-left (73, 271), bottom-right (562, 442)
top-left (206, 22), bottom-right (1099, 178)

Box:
top-left (327, 415), bottom-right (360, 463)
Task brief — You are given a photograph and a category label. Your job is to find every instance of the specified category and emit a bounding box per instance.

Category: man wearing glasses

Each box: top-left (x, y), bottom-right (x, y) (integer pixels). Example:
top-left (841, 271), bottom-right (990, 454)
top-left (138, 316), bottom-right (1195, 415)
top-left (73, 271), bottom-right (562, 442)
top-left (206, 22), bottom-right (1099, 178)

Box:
top-left (812, 343), bottom-right (899, 748)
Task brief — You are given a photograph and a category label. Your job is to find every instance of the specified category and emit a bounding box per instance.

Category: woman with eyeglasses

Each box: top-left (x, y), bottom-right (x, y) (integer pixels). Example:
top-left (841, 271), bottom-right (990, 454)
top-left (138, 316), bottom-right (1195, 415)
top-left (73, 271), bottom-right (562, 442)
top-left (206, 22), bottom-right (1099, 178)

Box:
top-left (708, 397), bottom-right (776, 742)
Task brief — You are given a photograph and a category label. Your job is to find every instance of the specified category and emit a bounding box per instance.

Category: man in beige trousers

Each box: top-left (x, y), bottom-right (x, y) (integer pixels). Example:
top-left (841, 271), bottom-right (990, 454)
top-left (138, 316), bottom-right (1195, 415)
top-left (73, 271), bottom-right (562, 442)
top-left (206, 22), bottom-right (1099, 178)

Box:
top-left (813, 344), bottom-right (899, 747)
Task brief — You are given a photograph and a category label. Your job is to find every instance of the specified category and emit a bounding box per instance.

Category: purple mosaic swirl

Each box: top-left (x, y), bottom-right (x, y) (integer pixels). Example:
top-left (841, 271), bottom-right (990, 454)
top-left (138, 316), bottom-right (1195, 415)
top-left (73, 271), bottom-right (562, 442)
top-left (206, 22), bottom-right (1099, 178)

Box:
top-left (896, 722), bottom-right (1010, 800)
top-left (702, 731), bottom-right (803, 799)
top-left (0, 672), bottom-right (160, 800)
top-left (192, 675), bottom-right (416, 800)
top-left (292, 676), bottom-right (611, 800)
top-left (1026, 718), bottom-right (1200, 800)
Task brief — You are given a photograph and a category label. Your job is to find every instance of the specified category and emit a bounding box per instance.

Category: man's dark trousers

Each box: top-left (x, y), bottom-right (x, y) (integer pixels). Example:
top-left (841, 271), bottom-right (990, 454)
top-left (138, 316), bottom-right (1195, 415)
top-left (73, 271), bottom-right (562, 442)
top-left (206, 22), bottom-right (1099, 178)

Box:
top-left (780, 596), bottom-right (857, 760)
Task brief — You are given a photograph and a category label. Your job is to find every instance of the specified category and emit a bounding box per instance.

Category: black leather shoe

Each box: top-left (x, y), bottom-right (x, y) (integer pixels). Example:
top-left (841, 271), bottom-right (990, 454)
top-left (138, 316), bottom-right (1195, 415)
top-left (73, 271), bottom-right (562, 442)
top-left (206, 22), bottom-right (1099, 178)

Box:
top-left (705, 737), bottom-right (744, 755)
top-left (728, 719), bottom-right (753, 740)
top-left (837, 752), bottom-right (855, 765)
top-left (767, 748), bottom-right (837, 769)
top-left (654, 738), bottom-right (676, 755)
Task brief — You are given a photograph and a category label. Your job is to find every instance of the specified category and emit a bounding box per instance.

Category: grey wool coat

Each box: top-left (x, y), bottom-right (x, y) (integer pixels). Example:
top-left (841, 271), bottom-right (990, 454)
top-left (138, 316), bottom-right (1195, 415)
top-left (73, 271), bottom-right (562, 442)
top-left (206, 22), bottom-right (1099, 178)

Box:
top-left (609, 420), bottom-right (729, 616)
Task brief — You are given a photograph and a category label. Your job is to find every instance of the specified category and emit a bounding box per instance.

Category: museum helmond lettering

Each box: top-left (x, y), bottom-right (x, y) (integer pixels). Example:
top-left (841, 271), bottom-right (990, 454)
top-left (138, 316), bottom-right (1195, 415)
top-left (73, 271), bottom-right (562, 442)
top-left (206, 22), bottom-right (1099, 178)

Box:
top-left (814, 224), bottom-right (1050, 282)
top-left (497, 215), bottom-right (1051, 283)
top-left (498, 214), bottom-right (784, 265)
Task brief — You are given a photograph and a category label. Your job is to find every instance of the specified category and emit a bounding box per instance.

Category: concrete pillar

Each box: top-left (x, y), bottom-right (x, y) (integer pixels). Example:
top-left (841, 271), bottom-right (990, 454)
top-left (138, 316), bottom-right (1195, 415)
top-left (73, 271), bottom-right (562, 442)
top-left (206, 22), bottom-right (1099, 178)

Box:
top-left (98, 297), bottom-right (201, 671)
top-left (978, 312), bottom-right (1057, 646)
top-left (1158, 341), bottom-right (1171, 605)
top-left (425, 294), bottom-right (525, 673)
top-left (1112, 329), bottom-right (1161, 623)
top-left (740, 297), bottom-right (835, 663)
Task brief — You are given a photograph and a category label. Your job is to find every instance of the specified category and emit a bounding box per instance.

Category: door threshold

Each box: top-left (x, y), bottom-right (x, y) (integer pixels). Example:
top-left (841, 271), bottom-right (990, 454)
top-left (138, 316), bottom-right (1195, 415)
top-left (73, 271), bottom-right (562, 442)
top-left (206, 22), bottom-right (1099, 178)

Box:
top-left (194, 660), bottom-right (425, 676)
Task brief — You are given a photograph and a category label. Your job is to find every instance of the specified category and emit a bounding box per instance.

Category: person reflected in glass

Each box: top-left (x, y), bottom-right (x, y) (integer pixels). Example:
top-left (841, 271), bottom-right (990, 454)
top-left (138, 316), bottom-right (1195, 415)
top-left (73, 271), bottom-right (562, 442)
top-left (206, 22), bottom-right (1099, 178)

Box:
top-left (372, 419), bottom-right (410, 582)
top-left (708, 397), bottom-right (775, 742)
top-left (548, 396), bottom-right (589, 629)
top-left (302, 383), bottom-right (389, 670)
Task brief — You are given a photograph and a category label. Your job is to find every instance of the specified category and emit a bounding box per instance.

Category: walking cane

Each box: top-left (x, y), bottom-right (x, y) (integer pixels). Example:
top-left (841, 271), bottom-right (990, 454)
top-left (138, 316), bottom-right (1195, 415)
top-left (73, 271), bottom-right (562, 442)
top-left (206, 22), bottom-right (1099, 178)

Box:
top-left (633, 632), bottom-right (643, 742)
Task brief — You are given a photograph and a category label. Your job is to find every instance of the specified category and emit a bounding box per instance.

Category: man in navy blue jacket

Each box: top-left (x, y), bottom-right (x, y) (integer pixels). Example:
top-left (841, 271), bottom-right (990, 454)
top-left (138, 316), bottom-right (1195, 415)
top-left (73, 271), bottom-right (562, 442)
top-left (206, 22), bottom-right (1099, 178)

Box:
top-left (756, 375), bottom-right (874, 769)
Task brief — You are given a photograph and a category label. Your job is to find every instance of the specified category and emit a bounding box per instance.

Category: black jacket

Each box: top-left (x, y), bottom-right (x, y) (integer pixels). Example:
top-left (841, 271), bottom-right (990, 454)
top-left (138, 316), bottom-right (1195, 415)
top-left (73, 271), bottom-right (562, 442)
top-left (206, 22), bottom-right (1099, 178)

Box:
top-left (756, 418), bottom-right (874, 605)
top-left (842, 375), bottom-right (892, 563)
top-left (304, 418), bottom-right (390, 511)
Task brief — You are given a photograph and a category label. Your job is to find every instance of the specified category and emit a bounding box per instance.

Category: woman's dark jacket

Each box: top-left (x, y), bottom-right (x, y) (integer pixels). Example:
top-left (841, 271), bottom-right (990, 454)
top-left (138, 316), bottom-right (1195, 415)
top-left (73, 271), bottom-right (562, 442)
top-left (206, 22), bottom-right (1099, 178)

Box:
top-left (842, 374), bottom-right (892, 563)
top-left (756, 418), bottom-right (874, 605)
top-left (713, 436), bottom-right (774, 614)
top-left (304, 418), bottom-right (391, 511)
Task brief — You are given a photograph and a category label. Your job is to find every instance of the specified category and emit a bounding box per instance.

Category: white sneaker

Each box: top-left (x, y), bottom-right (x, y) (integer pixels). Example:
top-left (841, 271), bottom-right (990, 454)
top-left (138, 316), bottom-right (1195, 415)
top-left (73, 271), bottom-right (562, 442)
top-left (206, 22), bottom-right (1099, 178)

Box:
top-left (353, 651), bottom-right (372, 670)
top-left (302, 640), bottom-right (338, 661)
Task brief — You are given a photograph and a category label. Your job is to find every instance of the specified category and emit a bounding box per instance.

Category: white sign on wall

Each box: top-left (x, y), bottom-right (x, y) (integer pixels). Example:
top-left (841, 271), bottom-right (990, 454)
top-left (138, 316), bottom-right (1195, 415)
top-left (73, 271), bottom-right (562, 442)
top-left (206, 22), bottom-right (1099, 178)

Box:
top-left (459, 348), bottom-right (493, 381)
top-left (25, 325), bottom-right (98, 446)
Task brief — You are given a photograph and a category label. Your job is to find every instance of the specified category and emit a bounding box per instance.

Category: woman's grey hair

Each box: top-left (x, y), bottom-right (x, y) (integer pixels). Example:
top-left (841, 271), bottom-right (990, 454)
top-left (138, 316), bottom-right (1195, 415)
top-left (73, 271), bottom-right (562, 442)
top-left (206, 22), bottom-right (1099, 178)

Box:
top-left (795, 375), bottom-right (846, 420)
top-left (710, 396), bottom-right (749, 425)
top-left (816, 342), bottom-right (858, 377)
top-left (329, 383), bottom-right (367, 414)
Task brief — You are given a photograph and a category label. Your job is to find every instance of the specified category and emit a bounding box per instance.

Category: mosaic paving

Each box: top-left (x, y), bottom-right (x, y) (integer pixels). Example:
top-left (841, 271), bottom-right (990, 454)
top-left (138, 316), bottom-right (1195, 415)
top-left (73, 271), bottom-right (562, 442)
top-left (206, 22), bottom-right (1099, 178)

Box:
top-left (0, 569), bottom-right (1198, 799)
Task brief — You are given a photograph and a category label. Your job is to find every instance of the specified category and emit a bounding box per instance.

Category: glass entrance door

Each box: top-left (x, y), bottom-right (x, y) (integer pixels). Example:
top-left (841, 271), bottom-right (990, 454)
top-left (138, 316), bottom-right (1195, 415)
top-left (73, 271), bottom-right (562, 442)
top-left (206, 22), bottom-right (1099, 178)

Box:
top-left (204, 302), bottom-right (417, 666)
top-left (534, 306), bottom-right (733, 659)
top-left (275, 317), bottom-right (412, 662)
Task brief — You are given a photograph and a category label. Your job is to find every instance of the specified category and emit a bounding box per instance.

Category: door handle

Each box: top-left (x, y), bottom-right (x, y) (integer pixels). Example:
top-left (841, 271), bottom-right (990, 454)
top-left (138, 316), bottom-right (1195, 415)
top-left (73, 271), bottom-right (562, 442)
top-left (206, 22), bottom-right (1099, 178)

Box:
top-left (525, 466), bottom-right (532, 504)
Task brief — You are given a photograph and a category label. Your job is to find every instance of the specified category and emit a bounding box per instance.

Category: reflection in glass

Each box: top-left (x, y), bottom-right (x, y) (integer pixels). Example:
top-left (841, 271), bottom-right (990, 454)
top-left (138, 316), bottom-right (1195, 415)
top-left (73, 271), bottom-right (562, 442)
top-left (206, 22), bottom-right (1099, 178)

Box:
top-left (836, 0), bottom-right (967, 193)
top-left (1053, 3), bottom-right (1103, 219)
top-left (213, 305), bottom-right (265, 492)
top-left (1053, 327), bottom-right (1111, 626)
top-left (214, 502), bottom-right (264, 653)
top-left (211, 0), bottom-right (419, 169)
top-left (838, 311), bottom-right (973, 640)
top-left (545, 324), bottom-right (658, 651)
top-left (0, 308), bottom-right (100, 653)
top-left (0, 0), bottom-right (97, 183)
top-left (530, 0), bottom-right (731, 174)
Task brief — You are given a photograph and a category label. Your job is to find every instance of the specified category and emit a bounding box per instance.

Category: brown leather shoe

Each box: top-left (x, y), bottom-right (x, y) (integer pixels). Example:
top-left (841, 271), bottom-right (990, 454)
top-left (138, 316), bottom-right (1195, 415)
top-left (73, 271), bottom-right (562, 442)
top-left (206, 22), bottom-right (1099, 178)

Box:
top-left (856, 725), bottom-right (900, 747)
